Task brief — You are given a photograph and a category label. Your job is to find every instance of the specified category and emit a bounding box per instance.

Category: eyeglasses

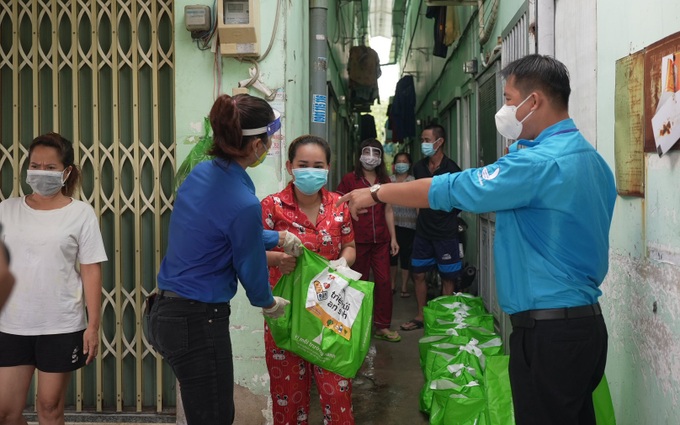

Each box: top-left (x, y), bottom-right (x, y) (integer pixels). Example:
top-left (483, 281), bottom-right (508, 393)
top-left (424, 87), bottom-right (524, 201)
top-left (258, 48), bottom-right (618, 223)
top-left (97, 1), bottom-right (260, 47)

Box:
top-left (242, 109), bottom-right (282, 137)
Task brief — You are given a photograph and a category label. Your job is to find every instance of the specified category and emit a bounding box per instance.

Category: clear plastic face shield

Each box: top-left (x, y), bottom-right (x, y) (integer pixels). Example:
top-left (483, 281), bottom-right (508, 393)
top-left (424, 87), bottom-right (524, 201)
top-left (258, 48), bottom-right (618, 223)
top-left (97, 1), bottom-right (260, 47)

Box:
top-left (361, 146), bottom-right (382, 159)
top-left (241, 109), bottom-right (282, 168)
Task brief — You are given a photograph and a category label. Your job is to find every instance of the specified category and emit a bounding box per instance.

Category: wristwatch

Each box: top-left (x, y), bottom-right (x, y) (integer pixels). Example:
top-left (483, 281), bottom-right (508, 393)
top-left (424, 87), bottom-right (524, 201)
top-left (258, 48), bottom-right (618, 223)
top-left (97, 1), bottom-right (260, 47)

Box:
top-left (369, 184), bottom-right (383, 203)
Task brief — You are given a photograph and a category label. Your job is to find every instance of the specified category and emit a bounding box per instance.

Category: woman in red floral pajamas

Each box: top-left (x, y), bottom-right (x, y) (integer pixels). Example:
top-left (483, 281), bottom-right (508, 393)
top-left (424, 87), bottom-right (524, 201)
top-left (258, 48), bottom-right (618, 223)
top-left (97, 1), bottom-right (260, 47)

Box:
top-left (336, 138), bottom-right (401, 342)
top-left (262, 135), bottom-right (356, 425)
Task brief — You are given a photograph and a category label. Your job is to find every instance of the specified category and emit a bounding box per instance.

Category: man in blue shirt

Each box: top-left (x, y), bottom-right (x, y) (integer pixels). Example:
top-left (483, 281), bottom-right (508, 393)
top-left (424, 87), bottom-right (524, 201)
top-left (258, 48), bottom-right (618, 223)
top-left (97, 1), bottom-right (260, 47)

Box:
top-left (338, 54), bottom-right (616, 425)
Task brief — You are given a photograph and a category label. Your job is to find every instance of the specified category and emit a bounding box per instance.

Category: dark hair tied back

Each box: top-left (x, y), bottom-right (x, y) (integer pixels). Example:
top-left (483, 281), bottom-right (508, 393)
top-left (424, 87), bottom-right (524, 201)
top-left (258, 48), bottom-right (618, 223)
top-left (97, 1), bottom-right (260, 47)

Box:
top-left (208, 94), bottom-right (275, 160)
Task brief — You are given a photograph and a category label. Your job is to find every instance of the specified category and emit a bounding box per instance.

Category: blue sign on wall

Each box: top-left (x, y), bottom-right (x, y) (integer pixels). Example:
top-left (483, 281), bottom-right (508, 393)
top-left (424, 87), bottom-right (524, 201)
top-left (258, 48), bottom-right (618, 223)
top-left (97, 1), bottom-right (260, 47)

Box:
top-left (312, 94), bottom-right (327, 124)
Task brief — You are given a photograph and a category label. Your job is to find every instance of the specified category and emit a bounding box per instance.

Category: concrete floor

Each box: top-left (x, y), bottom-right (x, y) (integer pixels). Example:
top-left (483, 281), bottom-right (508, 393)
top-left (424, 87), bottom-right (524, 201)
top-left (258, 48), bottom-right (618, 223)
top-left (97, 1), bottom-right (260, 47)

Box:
top-left (307, 287), bottom-right (431, 424)
top-left (29, 282), bottom-right (432, 425)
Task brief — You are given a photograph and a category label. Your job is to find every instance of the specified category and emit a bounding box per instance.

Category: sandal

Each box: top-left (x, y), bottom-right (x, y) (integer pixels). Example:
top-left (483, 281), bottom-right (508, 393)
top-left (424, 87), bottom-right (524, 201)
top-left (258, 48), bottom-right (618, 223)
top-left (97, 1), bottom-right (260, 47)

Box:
top-left (400, 319), bottom-right (424, 331)
top-left (374, 330), bottom-right (401, 342)
top-left (400, 291), bottom-right (411, 298)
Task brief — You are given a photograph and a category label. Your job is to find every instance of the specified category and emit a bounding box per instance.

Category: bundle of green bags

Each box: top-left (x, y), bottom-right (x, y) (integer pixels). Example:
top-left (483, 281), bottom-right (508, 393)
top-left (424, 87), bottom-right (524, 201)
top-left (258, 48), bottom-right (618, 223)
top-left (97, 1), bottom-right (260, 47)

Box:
top-left (418, 294), bottom-right (512, 425)
top-left (418, 294), bottom-right (616, 425)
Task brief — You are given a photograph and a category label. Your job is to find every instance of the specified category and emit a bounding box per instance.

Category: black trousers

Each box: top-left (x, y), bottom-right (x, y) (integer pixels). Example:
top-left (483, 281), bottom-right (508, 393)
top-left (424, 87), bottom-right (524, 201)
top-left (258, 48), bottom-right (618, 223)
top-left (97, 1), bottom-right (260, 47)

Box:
top-left (148, 296), bottom-right (234, 425)
top-left (509, 314), bottom-right (608, 425)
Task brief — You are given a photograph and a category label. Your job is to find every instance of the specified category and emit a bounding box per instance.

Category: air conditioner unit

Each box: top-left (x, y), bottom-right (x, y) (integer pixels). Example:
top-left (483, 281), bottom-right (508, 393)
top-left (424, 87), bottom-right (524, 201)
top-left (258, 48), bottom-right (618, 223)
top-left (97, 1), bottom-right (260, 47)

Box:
top-left (426, 0), bottom-right (477, 6)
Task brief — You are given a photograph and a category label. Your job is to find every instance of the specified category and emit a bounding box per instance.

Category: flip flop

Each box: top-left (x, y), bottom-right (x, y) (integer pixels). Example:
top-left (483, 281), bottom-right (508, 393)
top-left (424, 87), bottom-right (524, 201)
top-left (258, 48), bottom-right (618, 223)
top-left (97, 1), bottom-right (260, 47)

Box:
top-left (374, 330), bottom-right (401, 342)
top-left (400, 319), bottom-right (424, 331)
top-left (400, 291), bottom-right (411, 298)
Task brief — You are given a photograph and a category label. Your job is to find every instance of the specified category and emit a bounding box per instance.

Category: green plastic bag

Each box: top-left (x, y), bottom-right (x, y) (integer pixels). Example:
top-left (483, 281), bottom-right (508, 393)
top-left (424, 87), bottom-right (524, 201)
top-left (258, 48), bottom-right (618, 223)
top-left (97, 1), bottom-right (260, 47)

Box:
top-left (420, 368), bottom-right (479, 414)
top-left (594, 374), bottom-right (616, 425)
top-left (419, 335), bottom-right (472, 369)
top-left (424, 305), bottom-right (495, 334)
top-left (485, 355), bottom-right (515, 425)
top-left (265, 248), bottom-right (374, 378)
top-left (420, 338), bottom-right (501, 414)
top-left (429, 380), bottom-right (490, 425)
top-left (174, 117), bottom-right (214, 193)
top-left (422, 348), bottom-right (482, 382)
top-left (427, 294), bottom-right (488, 315)
top-left (418, 331), bottom-right (503, 370)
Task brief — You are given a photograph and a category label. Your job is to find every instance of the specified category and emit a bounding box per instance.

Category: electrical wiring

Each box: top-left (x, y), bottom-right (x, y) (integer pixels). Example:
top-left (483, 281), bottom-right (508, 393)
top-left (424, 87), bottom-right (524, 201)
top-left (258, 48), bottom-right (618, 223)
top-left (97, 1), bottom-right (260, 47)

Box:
top-left (194, 0), bottom-right (218, 50)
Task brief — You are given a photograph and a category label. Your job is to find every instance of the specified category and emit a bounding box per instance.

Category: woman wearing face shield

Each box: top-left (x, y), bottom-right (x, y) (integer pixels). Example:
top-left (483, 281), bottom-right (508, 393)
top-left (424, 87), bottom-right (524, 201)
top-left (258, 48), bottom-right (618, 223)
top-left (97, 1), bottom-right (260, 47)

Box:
top-left (261, 134), bottom-right (357, 424)
top-left (0, 133), bottom-right (108, 425)
top-left (336, 138), bottom-right (401, 342)
top-left (149, 94), bottom-right (299, 425)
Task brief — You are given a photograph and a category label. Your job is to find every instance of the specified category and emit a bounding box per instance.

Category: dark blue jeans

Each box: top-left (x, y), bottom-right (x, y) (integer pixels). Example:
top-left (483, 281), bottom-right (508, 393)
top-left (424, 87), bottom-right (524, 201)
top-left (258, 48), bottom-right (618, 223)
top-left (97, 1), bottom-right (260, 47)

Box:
top-left (148, 295), bottom-right (234, 425)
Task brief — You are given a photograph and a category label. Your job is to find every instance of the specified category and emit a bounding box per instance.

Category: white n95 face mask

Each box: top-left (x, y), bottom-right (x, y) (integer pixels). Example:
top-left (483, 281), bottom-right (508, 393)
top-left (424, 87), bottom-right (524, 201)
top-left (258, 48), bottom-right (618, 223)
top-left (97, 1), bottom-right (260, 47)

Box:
top-left (494, 95), bottom-right (534, 140)
top-left (26, 169), bottom-right (68, 196)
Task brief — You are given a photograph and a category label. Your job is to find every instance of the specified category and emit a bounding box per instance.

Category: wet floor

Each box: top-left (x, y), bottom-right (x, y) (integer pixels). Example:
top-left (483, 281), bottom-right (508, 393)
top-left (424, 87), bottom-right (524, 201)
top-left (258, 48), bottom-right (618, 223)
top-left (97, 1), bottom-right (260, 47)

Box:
top-left (308, 286), bottom-right (431, 424)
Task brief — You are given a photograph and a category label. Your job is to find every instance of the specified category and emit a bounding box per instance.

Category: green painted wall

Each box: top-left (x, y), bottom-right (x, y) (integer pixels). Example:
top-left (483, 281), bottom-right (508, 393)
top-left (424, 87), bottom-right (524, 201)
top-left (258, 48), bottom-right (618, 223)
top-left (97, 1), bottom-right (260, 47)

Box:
top-left (597, 1), bottom-right (680, 422)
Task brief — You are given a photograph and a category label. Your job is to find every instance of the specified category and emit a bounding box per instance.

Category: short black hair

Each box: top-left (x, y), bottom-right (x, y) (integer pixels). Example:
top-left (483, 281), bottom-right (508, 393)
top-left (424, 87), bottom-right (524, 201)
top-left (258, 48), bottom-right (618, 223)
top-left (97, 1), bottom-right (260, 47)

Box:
top-left (501, 54), bottom-right (571, 110)
top-left (424, 124), bottom-right (446, 142)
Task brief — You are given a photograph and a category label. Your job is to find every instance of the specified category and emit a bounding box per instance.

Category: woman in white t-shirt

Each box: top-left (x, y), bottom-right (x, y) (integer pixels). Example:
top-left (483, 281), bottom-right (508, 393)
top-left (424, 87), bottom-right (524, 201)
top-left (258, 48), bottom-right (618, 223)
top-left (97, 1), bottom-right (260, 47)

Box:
top-left (0, 133), bottom-right (108, 424)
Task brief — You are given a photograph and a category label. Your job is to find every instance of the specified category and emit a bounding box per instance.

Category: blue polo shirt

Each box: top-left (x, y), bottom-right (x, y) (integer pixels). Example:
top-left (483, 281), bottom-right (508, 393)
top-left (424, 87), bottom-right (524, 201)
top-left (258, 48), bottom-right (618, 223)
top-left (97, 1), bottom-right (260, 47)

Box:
top-left (429, 119), bottom-right (616, 314)
top-left (158, 158), bottom-right (275, 307)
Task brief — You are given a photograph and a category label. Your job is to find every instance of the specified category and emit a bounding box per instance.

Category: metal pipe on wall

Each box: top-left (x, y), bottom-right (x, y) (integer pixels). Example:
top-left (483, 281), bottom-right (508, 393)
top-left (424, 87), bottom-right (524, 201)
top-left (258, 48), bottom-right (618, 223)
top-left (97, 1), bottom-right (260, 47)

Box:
top-left (310, 0), bottom-right (329, 138)
top-left (536, 0), bottom-right (555, 56)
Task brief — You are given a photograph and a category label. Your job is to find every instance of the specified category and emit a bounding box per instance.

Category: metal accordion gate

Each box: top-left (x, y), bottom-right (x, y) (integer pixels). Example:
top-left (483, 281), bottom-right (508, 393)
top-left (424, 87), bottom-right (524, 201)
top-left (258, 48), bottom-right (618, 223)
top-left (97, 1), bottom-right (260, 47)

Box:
top-left (0, 0), bottom-right (176, 414)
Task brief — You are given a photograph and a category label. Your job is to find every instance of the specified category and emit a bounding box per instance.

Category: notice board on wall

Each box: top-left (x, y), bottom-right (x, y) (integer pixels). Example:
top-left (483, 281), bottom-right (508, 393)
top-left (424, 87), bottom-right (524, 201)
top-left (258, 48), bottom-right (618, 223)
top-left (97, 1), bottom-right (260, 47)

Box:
top-left (643, 31), bottom-right (680, 155)
top-left (614, 30), bottom-right (680, 197)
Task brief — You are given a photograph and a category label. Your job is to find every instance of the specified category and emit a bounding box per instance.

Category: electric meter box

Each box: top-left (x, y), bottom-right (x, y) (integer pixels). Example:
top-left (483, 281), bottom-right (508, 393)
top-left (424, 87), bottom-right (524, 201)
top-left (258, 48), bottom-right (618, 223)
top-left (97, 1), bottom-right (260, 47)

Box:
top-left (184, 5), bottom-right (211, 32)
top-left (217, 0), bottom-right (260, 57)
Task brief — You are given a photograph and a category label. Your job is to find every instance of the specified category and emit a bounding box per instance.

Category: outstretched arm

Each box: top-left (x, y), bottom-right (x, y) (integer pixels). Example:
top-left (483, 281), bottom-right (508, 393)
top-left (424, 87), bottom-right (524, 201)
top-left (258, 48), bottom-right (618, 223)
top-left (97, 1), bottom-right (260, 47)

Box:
top-left (336, 179), bottom-right (433, 220)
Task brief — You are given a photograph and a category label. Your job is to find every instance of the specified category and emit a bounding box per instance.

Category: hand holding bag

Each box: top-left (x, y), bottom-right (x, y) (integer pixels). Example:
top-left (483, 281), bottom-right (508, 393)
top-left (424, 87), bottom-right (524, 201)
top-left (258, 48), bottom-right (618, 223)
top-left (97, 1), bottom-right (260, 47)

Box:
top-left (265, 248), bottom-right (374, 378)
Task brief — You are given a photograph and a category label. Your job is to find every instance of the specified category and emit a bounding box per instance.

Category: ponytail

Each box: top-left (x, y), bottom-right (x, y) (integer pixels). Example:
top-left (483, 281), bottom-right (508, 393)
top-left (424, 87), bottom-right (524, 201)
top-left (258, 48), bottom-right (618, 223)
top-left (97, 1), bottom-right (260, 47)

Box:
top-left (208, 94), bottom-right (274, 160)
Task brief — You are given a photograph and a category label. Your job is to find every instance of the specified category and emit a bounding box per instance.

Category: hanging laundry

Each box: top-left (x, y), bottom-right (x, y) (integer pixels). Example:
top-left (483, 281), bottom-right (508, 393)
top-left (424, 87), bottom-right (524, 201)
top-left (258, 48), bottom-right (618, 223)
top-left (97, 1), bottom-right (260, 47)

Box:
top-left (426, 6), bottom-right (448, 58)
top-left (360, 114), bottom-right (378, 141)
top-left (348, 46), bottom-right (382, 111)
top-left (443, 7), bottom-right (460, 46)
top-left (390, 75), bottom-right (416, 141)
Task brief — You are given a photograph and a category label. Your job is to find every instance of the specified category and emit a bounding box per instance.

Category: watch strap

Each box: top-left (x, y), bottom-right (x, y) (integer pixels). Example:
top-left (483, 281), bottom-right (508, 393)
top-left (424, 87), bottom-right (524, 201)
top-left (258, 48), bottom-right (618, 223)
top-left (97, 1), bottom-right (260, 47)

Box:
top-left (370, 185), bottom-right (383, 203)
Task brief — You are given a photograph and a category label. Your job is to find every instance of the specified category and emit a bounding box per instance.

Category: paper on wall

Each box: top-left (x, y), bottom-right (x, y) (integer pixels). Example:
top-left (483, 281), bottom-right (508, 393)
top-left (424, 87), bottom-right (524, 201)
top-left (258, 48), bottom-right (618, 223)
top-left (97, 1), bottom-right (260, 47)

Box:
top-left (652, 53), bottom-right (680, 156)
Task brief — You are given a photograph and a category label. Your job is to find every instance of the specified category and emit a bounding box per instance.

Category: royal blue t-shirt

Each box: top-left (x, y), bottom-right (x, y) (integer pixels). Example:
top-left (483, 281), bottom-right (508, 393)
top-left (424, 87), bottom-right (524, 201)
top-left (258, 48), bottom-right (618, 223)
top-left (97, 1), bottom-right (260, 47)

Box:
top-left (158, 158), bottom-right (275, 307)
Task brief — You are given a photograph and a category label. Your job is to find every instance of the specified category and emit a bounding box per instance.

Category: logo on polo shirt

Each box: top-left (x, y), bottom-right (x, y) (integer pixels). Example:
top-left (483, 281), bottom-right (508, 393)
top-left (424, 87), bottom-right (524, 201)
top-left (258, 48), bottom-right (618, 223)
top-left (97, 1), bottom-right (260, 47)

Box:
top-left (477, 165), bottom-right (500, 185)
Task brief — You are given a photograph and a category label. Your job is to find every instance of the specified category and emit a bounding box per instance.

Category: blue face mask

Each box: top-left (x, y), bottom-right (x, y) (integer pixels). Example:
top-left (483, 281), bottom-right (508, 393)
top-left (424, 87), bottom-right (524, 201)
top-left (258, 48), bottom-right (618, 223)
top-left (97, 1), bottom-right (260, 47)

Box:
top-left (394, 163), bottom-right (410, 174)
top-left (421, 138), bottom-right (441, 157)
top-left (292, 168), bottom-right (329, 195)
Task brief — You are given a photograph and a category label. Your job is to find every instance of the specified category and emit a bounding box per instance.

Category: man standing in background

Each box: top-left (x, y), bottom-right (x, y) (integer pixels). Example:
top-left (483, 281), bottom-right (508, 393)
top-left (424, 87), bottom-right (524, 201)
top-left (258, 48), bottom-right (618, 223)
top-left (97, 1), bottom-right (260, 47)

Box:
top-left (400, 124), bottom-right (462, 331)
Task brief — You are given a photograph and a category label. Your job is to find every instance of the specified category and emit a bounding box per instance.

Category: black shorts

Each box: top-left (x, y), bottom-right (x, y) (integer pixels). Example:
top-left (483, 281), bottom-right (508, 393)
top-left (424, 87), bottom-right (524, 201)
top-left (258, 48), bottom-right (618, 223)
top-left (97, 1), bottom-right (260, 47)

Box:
top-left (390, 226), bottom-right (415, 269)
top-left (0, 330), bottom-right (87, 372)
top-left (410, 233), bottom-right (462, 280)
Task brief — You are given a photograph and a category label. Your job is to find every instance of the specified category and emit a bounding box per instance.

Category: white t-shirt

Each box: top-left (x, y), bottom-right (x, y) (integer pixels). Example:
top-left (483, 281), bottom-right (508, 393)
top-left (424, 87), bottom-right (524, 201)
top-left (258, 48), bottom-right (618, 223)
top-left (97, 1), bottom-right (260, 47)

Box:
top-left (0, 196), bottom-right (108, 335)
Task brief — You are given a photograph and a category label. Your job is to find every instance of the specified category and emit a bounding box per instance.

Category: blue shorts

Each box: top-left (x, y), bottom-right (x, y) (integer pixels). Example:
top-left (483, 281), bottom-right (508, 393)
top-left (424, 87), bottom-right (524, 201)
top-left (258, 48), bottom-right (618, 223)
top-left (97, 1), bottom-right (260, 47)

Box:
top-left (0, 330), bottom-right (87, 372)
top-left (410, 233), bottom-right (462, 280)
